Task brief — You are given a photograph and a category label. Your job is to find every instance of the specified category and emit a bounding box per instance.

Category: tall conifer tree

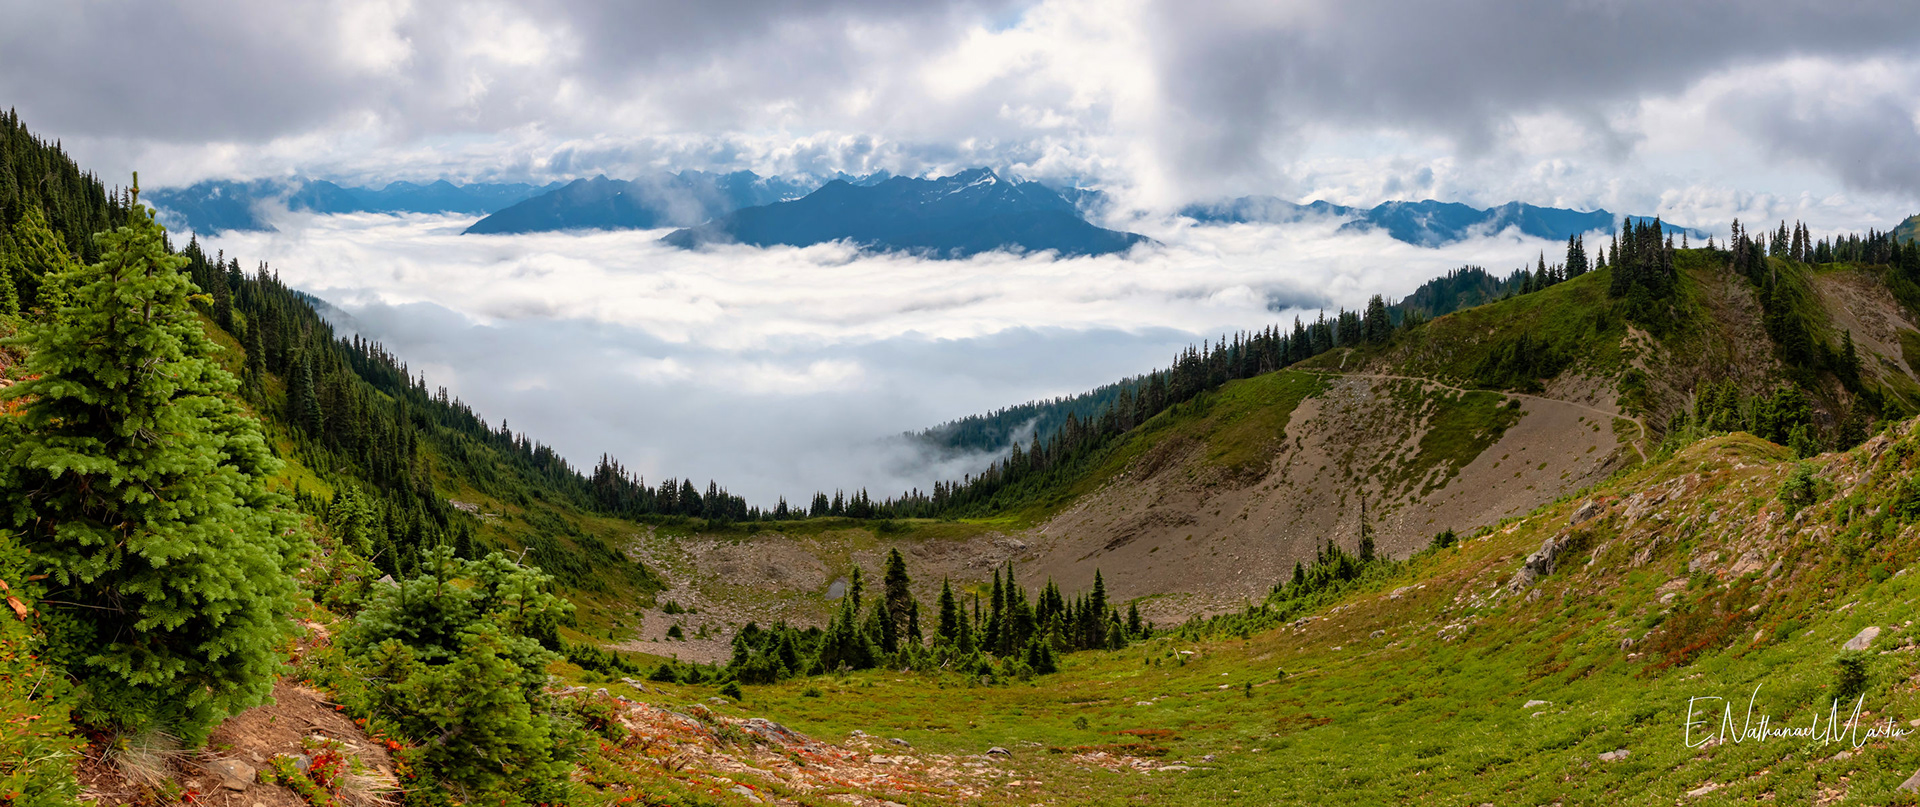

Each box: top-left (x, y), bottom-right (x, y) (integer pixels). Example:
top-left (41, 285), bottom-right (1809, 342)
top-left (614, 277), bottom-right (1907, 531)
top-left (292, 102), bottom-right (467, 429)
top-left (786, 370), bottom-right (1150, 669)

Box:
top-left (0, 193), bottom-right (300, 741)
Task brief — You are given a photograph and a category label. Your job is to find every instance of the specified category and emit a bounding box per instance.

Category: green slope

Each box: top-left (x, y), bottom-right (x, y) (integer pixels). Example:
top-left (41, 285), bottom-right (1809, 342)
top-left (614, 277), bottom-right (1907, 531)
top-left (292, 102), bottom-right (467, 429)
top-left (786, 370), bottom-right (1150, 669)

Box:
top-left (699, 425), bottom-right (1920, 805)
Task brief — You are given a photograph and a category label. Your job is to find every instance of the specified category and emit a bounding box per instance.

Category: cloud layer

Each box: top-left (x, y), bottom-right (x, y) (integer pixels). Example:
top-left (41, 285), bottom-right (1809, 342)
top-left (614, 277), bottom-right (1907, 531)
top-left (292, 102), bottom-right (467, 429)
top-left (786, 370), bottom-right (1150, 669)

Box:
top-left (205, 212), bottom-right (1558, 503)
top-left (6, 0), bottom-right (1918, 226)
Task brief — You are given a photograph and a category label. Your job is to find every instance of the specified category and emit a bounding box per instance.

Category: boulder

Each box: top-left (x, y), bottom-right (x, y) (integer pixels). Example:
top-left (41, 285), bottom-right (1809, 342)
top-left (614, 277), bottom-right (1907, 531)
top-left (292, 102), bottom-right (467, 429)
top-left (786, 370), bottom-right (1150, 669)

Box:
top-left (889, 737), bottom-right (911, 747)
top-left (742, 718), bottom-right (801, 744)
top-left (1598, 749), bottom-right (1630, 762)
top-left (1900, 767), bottom-right (1920, 792)
top-left (1570, 499), bottom-right (1604, 526)
top-left (203, 758), bottom-right (255, 792)
top-left (1843, 626), bottom-right (1881, 652)
top-left (1509, 533), bottom-right (1576, 593)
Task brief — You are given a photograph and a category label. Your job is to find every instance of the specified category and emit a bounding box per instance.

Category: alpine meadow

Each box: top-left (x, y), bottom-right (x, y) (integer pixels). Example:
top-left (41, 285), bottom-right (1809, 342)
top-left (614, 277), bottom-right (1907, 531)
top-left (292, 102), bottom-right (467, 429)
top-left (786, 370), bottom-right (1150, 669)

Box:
top-left (8, 2), bottom-right (1920, 806)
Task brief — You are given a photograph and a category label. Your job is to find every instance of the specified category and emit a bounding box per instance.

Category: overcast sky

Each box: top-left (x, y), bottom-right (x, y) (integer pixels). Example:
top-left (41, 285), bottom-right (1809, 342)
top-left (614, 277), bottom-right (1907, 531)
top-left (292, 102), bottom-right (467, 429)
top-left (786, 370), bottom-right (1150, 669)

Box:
top-left (5, 0), bottom-right (1920, 225)
top-left (12, 1), bottom-right (1920, 503)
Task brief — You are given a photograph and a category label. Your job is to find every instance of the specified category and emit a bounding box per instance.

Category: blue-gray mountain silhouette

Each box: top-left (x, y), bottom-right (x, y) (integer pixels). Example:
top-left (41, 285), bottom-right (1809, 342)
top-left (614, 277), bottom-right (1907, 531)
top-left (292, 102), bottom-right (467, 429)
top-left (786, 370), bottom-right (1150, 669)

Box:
top-left (662, 168), bottom-right (1148, 258)
top-left (464, 171), bottom-right (821, 234)
top-left (1181, 196), bottom-right (1707, 246)
top-left (146, 179), bottom-right (561, 234)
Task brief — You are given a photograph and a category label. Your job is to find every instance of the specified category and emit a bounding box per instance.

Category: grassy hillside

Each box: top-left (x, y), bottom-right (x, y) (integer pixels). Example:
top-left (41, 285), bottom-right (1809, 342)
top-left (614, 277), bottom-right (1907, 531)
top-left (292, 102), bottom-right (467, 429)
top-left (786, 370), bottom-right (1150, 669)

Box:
top-left (610, 421), bottom-right (1920, 805)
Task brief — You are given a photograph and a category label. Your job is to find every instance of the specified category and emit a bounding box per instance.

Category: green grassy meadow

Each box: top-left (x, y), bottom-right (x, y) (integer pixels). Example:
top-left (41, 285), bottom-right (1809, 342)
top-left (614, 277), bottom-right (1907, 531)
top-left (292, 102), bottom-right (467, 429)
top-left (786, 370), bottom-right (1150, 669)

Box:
top-left (576, 431), bottom-right (1920, 806)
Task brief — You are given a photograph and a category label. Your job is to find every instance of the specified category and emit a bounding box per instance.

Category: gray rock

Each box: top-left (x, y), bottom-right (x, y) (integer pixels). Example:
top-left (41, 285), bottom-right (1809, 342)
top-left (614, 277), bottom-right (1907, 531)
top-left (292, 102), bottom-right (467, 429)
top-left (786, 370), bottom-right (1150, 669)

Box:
top-left (1900, 767), bottom-right (1920, 792)
top-left (1201, 754), bottom-right (1217, 763)
top-left (1686, 783), bottom-right (1719, 798)
top-left (1157, 764), bottom-right (1191, 772)
top-left (1523, 699), bottom-right (1551, 708)
top-left (204, 758), bottom-right (255, 792)
top-left (849, 729), bottom-right (867, 737)
top-left (707, 697), bottom-right (730, 705)
top-left (985, 746), bottom-right (1012, 757)
top-left (731, 785), bottom-right (762, 803)
top-left (1509, 533), bottom-right (1576, 593)
top-left (889, 737), bottom-right (911, 747)
top-left (743, 718), bottom-right (801, 744)
top-left (1598, 749), bottom-right (1630, 762)
top-left (1843, 626), bottom-right (1881, 652)
top-left (1571, 499), bottom-right (1604, 526)
top-left (1370, 630), bottom-right (1386, 639)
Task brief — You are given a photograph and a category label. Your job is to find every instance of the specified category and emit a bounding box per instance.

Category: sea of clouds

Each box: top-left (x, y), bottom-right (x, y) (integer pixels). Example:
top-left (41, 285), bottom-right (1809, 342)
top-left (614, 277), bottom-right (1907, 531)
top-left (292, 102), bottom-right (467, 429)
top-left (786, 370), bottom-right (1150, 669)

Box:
top-left (204, 212), bottom-right (1575, 505)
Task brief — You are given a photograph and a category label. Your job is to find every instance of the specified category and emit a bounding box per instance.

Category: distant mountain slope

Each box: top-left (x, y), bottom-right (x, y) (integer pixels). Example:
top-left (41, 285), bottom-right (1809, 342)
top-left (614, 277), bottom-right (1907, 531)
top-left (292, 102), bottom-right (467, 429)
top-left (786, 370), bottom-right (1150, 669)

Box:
top-left (146, 178), bottom-right (560, 234)
top-left (1179, 196), bottom-right (1355, 224)
top-left (662, 168), bottom-right (1150, 258)
top-left (463, 171), bottom-right (814, 235)
top-left (1897, 214), bottom-right (1919, 245)
top-left (1182, 195), bottom-right (1708, 246)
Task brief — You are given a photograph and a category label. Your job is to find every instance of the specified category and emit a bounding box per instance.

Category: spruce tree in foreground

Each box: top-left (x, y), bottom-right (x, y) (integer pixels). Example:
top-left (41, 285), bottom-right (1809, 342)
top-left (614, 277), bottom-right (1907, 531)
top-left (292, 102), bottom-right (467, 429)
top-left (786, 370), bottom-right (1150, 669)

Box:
top-left (0, 194), bottom-right (301, 742)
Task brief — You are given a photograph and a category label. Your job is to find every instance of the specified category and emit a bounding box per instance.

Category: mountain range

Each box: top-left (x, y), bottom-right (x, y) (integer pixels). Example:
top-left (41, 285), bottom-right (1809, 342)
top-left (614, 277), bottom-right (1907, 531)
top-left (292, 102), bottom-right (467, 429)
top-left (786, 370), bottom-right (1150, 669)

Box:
top-left (152, 167), bottom-right (1722, 257)
top-left (660, 168), bottom-right (1150, 258)
top-left (145, 178), bottom-right (562, 234)
top-left (462, 171), bottom-right (841, 235)
top-left (1181, 195), bottom-right (1710, 246)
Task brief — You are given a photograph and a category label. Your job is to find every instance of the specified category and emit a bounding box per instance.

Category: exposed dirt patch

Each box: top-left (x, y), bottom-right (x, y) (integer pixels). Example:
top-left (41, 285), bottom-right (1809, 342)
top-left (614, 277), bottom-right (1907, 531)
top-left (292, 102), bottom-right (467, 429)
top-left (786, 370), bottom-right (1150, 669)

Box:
top-left (77, 678), bottom-right (394, 806)
top-left (1026, 374), bottom-right (1632, 623)
top-left (601, 694), bottom-right (1025, 803)
top-left (617, 528), bottom-right (1035, 661)
top-left (1810, 268), bottom-right (1920, 381)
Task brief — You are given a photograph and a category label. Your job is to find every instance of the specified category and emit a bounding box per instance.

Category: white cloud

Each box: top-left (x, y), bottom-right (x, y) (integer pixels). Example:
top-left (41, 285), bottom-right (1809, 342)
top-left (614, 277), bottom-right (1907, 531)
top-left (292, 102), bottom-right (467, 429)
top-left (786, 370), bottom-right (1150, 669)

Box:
top-left (205, 211), bottom-right (1567, 504)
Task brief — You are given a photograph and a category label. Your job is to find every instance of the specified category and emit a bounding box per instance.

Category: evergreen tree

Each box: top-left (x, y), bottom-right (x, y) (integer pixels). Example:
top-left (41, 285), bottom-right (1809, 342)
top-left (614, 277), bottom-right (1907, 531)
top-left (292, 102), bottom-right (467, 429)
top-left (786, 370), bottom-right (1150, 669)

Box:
top-left (935, 579), bottom-right (961, 647)
top-left (882, 548), bottom-right (914, 652)
top-left (0, 197), bottom-right (300, 742)
top-left (4, 206), bottom-right (78, 313)
top-left (242, 322), bottom-right (267, 399)
top-left (1565, 234), bottom-right (1588, 278)
top-left (985, 567), bottom-right (1005, 653)
top-left (349, 548), bottom-right (576, 801)
top-left (1363, 294), bottom-right (1391, 345)
top-left (0, 237), bottom-right (15, 315)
